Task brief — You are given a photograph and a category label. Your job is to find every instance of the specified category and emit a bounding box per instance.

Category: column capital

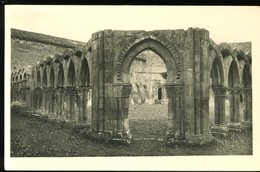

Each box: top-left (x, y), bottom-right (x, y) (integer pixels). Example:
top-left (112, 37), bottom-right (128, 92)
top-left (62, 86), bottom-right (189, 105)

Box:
top-left (211, 85), bottom-right (227, 96)
top-left (65, 86), bottom-right (77, 95)
top-left (165, 83), bottom-right (184, 98)
top-left (77, 86), bottom-right (91, 92)
top-left (122, 83), bottom-right (132, 98)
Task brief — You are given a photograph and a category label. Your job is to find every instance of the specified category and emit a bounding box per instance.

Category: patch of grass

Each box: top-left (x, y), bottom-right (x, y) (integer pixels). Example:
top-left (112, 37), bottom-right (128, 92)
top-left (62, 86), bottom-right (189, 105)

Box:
top-left (10, 105), bottom-right (252, 157)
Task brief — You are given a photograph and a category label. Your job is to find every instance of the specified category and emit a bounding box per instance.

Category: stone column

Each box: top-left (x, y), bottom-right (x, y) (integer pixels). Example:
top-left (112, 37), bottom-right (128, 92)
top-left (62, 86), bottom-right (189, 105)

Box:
top-left (211, 85), bottom-right (229, 135)
top-left (165, 83), bottom-right (184, 143)
top-left (121, 83), bottom-right (132, 139)
top-left (56, 87), bottom-right (64, 120)
top-left (64, 87), bottom-right (77, 121)
top-left (37, 88), bottom-right (42, 113)
top-left (41, 88), bottom-right (46, 115)
top-left (77, 86), bottom-right (91, 122)
top-left (228, 87), bottom-right (241, 129)
top-left (26, 87), bottom-right (30, 107)
top-left (47, 88), bottom-right (54, 118)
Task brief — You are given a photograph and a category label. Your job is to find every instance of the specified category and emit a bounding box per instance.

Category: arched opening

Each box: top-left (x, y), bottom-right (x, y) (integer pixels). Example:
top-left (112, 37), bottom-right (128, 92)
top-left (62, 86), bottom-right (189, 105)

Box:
top-left (80, 57), bottom-right (91, 122)
top-left (80, 58), bottom-right (90, 86)
top-left (19, 74), bottom-right (22, 81)
top-left (120, 38), bottom-right (178, 140)
top-left (42, 69), bottom-right (47, 88)
top-left (34, 87), bottom-right (42, 112)
top-left (228, 61), bottom-right (239, 87)
top-left (23, 73), bottom-right (27, 80)
top-left (242, 64), bottom-right (251, 88)
top-left (67, 61), bottom-right (76, 87)
top-left (37, 71), bottom-right (41, 87)
top-left (57, 64), bottom-right (64, 87)
top-left (15, 76), bottom-right (18, 82)
top-left (209, 57), bottom-right (224, 125)
top-left (158, 87), bottom-right (162, 100)
top-left (242, 64), bottom-right (252, 121)
top-left (50, 66), bottom-right (55, 87)
top-left (228, 60), bottom-right (240, 123)
top-left (49, 66), bottom-right (55, 115)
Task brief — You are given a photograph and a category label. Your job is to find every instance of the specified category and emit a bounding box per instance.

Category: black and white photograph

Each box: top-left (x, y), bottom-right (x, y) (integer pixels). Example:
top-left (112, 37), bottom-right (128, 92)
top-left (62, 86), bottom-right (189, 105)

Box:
top-left (4, 5), bottom-right (260, 171)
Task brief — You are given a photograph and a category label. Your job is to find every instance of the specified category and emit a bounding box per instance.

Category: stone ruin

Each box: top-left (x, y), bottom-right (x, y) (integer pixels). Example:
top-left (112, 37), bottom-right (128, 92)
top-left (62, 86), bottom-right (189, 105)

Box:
top-left (11, 28), bottom-right (252, 144)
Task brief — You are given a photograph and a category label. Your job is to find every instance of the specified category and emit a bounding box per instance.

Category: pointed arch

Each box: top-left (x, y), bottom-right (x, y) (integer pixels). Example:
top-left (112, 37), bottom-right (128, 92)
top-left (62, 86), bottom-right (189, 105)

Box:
top-left (37, 71), bottom-right (41, 87)
top-left (23, 72), bottom-right (27, 80)
top-left (210, 57), bottom-right (224, 86)
top-left (242, 63), bottom-right (251, 88)
top-left (116, 32), bottom-right (182, 83)
top-left (119, 38), bottom-right (179, 83)
top-left (80, 57), bottom-right (90, 86)
top-left (57, 64), bottom-right (64, 87)
top-left (67, 61), bottom-right (76, 87)
top-left (42, 69), bottom-right (47, 87)
top-left (50, 66), bottom-right (55, 87)
top-left (228, 60), bottom-right (240, 87)
top-left (19, 74), bottom-right (22, 81)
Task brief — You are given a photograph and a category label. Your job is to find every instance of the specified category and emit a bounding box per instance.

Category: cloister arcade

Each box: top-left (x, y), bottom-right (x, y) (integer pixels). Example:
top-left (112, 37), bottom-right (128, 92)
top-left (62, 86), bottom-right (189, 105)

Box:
top-left (11, 28), bottom-right (252, 144)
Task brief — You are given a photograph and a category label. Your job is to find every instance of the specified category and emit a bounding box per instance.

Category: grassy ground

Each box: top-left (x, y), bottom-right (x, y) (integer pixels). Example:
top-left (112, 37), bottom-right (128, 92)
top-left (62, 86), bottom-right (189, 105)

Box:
top-left (11, 104), bottom-right (252, 157)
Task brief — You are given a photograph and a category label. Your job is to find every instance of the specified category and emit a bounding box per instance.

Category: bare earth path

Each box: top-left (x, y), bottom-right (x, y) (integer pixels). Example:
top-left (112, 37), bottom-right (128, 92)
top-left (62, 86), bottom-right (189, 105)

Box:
top-left (11, 105), bottom-right (252, 157)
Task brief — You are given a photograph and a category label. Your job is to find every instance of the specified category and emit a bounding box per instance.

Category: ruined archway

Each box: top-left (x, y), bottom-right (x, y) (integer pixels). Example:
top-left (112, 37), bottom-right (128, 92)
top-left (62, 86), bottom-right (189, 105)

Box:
top-left (120, 38), bottom-right (179, 84)
top-left (67, 61), bottom-right (76, 87)
top-left (228, 60), bottom-right (240, 123)
top-left (57, 64), bottom-right (64, 87)
top-left (56, 63), bottom-right (65, 118)
top-left (127, 49), bottom-right (169, 139)
top-left (210, 57), bottom-right (225, 125)
top-left (42, 69), bottom-right (47, 88)
top-left (118, 37), bottom-right (182, 141)
top-left (49, 66), bottom-right (55, 115)
top-left (80, 58), bottom-right (90, 87)
top-left (36, 71), bottom-right (41, 87)
top-left (79, 57), bottom-right (91, 122)
top-left (50, 66), bottom-right (55, 87)
top-left (242, 63), bottom-right (252, 122)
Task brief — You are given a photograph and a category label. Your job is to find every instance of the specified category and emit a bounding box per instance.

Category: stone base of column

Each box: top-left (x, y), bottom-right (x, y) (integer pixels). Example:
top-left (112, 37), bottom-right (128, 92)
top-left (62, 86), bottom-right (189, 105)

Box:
top-left (89, 130), bottom-right (132, 144)
top-left (227, 122), bottom-right (245, 132)
top-left (166, 130), bottom-right (215, 145)
top-left (211, 125), bottom-right (229, 137)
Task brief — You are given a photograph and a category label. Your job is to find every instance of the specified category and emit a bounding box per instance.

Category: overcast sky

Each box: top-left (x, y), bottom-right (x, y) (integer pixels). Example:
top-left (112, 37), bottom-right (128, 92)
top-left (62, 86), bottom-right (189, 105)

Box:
top-left (5, 6), bottom-right (260, 44)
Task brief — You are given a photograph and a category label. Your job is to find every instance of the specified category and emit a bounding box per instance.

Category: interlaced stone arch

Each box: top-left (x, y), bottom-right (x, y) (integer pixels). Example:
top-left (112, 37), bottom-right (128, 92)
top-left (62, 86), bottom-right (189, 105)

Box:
top-left (116, 32), bottom-right (183, 83)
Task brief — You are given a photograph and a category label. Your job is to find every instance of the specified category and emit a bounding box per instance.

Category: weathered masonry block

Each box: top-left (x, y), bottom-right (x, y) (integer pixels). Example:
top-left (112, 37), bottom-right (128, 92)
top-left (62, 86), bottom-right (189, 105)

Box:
top-left (11, 28), bottom-right (252, 145)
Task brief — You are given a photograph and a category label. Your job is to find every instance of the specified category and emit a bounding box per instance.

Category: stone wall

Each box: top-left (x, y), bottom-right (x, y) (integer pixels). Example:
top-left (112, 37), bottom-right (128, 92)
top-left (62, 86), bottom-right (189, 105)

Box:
top-left (11, 28), bottom-right (85, 71)
top-left (129, 50), bottom-right (167, 104)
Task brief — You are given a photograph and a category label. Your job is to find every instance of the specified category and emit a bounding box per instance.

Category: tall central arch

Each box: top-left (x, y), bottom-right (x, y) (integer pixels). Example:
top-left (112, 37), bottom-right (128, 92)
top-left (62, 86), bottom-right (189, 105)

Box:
top-left (120, 38), bottom-right (179, 84)
top-left (117, 37), bottom-right (184, 142)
